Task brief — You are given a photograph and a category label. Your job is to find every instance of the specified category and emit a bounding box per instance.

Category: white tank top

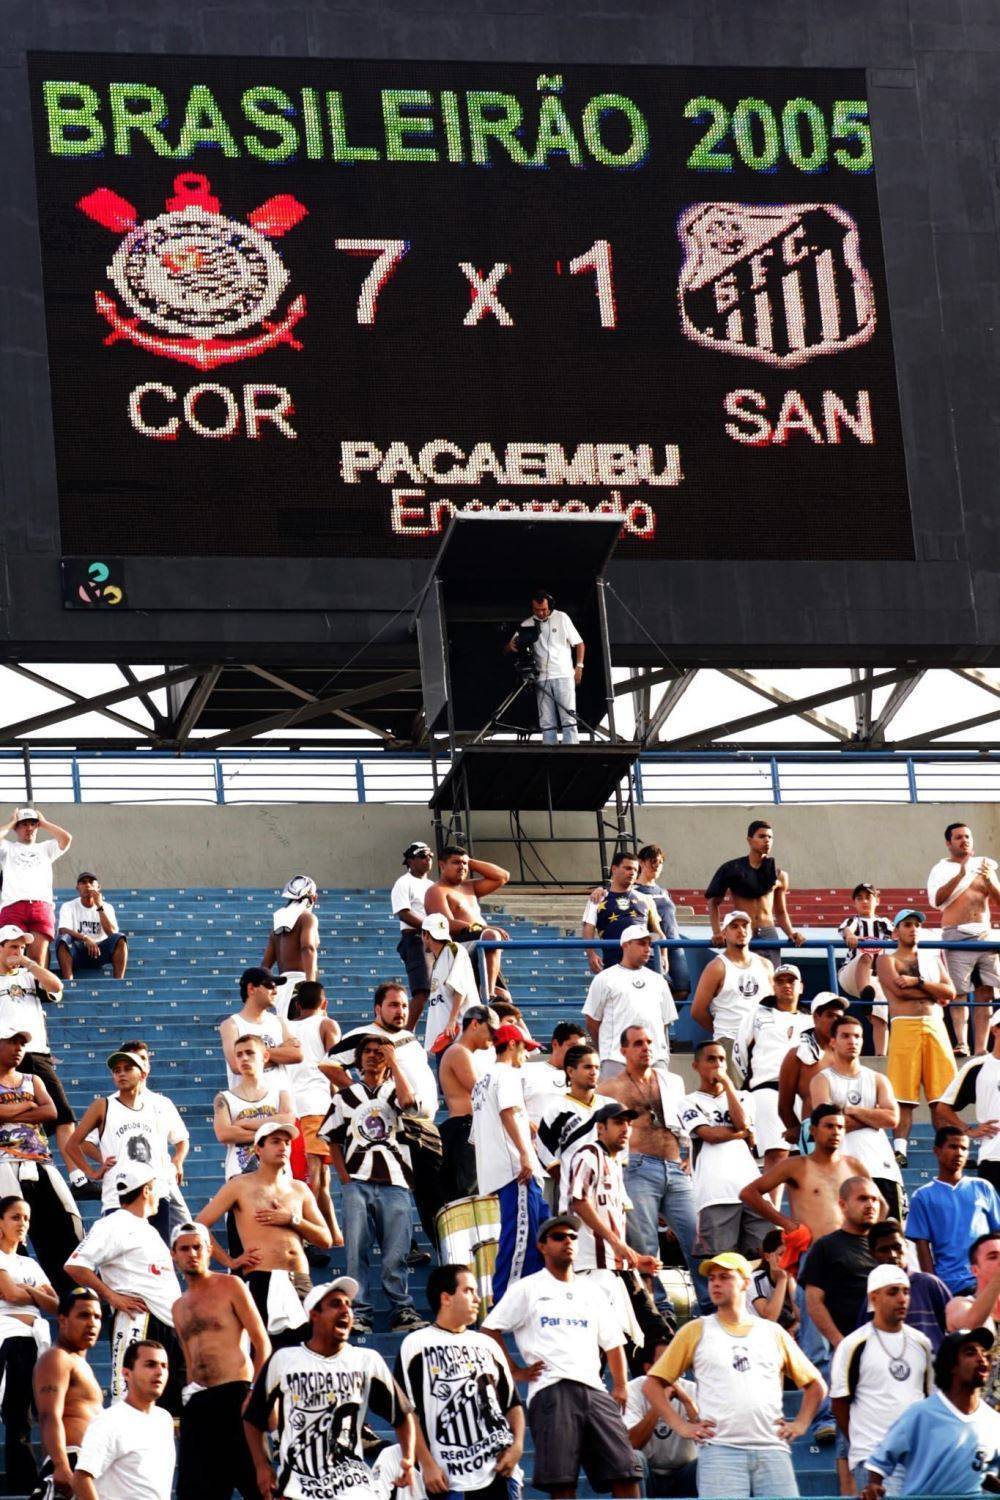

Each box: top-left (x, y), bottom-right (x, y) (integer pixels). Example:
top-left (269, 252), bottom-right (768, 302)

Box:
top-left (98, 1094), bottom-right (174, 1211)
top-left (220, 1080), bottom-right (284, 1179)
top-left (694, 1315), bottom-right (797, 1448)
top-left (712, 953), bottom-right (772, 1042)
top-left (225, 1012), bottom-right (288, 1090)
top-left (817, 1065), bottom-right (901, 1182)
top-left (287, 1012), bottom-right (331, 1117)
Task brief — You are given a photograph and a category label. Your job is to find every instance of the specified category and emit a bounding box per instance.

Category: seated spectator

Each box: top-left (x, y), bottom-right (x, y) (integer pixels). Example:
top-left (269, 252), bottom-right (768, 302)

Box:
top-left (437, 1005), bottom-right (498, 1201)
top-left (680, 1040), bottom-right (770, 1260)
top-left (865, 1219), bottom-right (950, 1351)
top-left (285, 981), bottom-right (341, 1250)
top-left (906, 1127), bottom-right (1000, 1296)
top-left (734, 962), bottom-right (811, 1176)
top-left (810, 1012), bottom-right (904, 1219)
top-left (0, 807), bottom-right (71, 967)
top-left (945, 1230), bottom-right (1000, 1406)
top-left (219, 968), bottom-right (302, 1091)
top-left (634, 844), bottom-right (691, 1000)
top-left (0, 1193), bottom-right (57, 1495)
top-left (582, 925), bottom-right (676, 1082)
top-left (536, 1042), bottom-right (601, 1202)
top-left (935, 1010), bottom-right (1000, 1193)
top-left (321, 1035), bottom-right (426, 1335)
top-left (55, 873), bottom-right (127, 982)
top-left (837, 882), bottom-right (892, 1056)
top-left (262, 874), bottom-right (319, 1018)
top-left (625, 1338), bottom-right (699, 1499)
top-left (0, 924), bottom-right (79, 1182)
top-left (423, 845), bottom-right (510, 999)
top-left (690, 911), bottom-right (774, 1067)
top-left (751, 1229), bottom-right (799, 1333)
top-left (582, 849), bottom-right (662, 976)
top-left (390, 841), bottom-right (434, 1031)
top-left (521, 1020), bottom-right (586, 1127)
top-left (420, 912), bottom-right (479, 1054)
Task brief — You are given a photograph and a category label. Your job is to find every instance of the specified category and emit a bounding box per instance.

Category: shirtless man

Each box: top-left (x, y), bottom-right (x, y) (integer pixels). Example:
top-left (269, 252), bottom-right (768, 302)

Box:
top-left (423, 845), bottom-right (510, 998)
top-left (197, 1122), bottom-right (331, 1348)
top-left (31, 1286), bottom-right (103, 1500)
top-left (739, 1105), bottom-right (881, 1244)
top-left (262, 875), bottom-right (319, 1019)
top-left (704, 819), bottom-right (804, 965)
top-left (438, 1005), bottom-right (497, 1200)
top-left (876, 908), bottom-right (957, 1166)
top-left (777, 993), bottom-right (847, 1150)
top-left (928, 824), bottom-right (1000, 1058)
top-left (219, 968), bottom-right (302, 1091)
top-left (171, 1221), bottom-right (271, 1500)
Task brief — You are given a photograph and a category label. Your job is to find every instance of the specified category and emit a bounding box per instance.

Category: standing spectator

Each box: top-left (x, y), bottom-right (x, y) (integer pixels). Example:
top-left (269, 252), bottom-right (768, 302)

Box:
top-left (285, 981), bottom-right (341, 1249)
top-left (322, 1034), bottom-right (426, 1334)
top-left (73, 1339), bottom-right (175, 1500)
top-left (936, 1011), bottom-right (1000, 1193)
top-left (262, 874), bottom-right (319, 1018)
top-left (212, 1033), bottom-right (295, 1182)
top-left (751, 1230), bottom-right (799, 1332)
top-left (704, 819), bottom-right (805, 964)
top-left (324, 979), bottom-right (439, 1119)
top-left (690, 911), bottom-right (774, 1064)
top-left (423, 846), bottom-right (510, 1000)
top-left (907, 1128), bottom-right (1000, 1296)
top-left (0, 807), bottom-right (71, 968)
top-left (0, 1024), bottom-right (81, 1294)
top-left (734, 962), bottom-right (812, 1175)
top-left (599, 1025), bottom-right (705, 1318)
top-left (65, 1161), bottom-right (184, 1409)
top-left (643, 1251), bottom-right (824, 1499)
top-left (437, 1005), bottom-right (498, 1200)
top-left (810, 1013), bottom-right (905, 1219)
top-left (32, 1286), bottom-right (103, 1500)
top-left (537, 1043), bottom-right (601, 1205)
top-left (865, 1219), bottom-right (950, 1352)
top-left (219, 967), bottom-right (302, 1091)
top-left (944, 1232), bottom-right (1000, 1407)
top-left (482, 1213), bottom-right (643, 1499)
top-left (504, 589), bottom-right (585, 745)
top-left (0, 925), bottom-right (78, 1180)
top-left (681, 1040), bottom-right (769, 1259)
top-left (876, 908), bottom-right (957, 1167)
top-left (470, 1024), bottom-right (547, 1303)
top-left (635, 844), bottom-right (691, 1000)
top-left (521, 1021), bottom-right (586, 1127)
top-left (243, 1279), bottom-right (415, 1500)
top-left (838, 883), bottom-right (892, 1056)
top-left (860, 1330), bottom-right (1000, 1499)
top-left (582, 850), bottom-right (661, 975)
top-left (391, 841), bottom-right (435, 1030)
top-left (625, 1337), bottom-right (699, 1499)
top-left (777, 993), bottom-right (848, 1150)
top-left (66, 1045), bottom-right (191, 1247)
top-left (0, 1193), bottom-right (57, 1494)
top-left (831, 1264), bottom-right (933, 1493)
top-left (55, 872), bottom-right (127, 982)
top-left (582, 926), bottom-right (676, 1081)
top-left (395, 1264), bottom-right (525, 1497)
top-left (928, 822), bottom-right (1000, 1058)
top-left (421, 912), bottom-right (479, 1054)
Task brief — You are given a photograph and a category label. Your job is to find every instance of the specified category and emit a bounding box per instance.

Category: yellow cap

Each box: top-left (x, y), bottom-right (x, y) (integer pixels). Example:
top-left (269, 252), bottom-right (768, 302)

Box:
top-left (698, 1251), bottom-right (754, 1279)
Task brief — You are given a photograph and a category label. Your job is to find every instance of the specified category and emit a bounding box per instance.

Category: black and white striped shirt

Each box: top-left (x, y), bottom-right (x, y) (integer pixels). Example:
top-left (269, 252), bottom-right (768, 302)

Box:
top-left (321, 1078), bottom-right (412, 1188)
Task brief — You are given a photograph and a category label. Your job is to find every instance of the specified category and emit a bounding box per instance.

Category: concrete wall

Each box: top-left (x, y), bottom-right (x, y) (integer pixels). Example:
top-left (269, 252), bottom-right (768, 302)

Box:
top-left (52, 802), bottom-right (999, 891)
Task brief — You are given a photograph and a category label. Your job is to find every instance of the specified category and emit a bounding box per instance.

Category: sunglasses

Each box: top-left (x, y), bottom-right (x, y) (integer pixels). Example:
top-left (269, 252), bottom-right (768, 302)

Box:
top-left (544, 1231), bottom-right (578, 1242)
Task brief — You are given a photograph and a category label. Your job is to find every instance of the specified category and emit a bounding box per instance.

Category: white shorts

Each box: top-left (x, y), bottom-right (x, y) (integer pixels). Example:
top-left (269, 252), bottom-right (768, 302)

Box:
top-left (272, 970), bottom-right (307, 1019)
top-left (748, 1087), bottom-right (788, 1155)
top-left (838, 953), bottom-right (888, 1023)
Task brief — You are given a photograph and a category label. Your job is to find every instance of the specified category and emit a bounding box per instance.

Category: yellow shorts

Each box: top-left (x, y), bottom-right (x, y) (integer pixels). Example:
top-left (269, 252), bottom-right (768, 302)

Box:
top-left (299, 1114), bottom-right (331, 1160)
top-left (887, 1014), bottom-right (956, 1105)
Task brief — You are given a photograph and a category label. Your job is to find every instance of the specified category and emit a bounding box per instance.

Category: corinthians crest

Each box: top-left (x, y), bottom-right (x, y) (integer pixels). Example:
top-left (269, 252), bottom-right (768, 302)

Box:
top-left (78, 173), bottom-right (307, 369)
top-left (677, 202), bottom-right (876, 368)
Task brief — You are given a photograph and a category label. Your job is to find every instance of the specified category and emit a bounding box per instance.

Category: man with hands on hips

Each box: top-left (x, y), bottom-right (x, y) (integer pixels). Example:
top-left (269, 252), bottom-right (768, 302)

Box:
top-left (505, 590), bottom-right (585, 746)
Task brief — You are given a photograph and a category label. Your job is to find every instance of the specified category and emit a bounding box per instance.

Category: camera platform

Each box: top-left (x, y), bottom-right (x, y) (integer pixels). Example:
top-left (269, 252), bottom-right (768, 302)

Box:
top-left (430, 743), bottom-right (641, 814)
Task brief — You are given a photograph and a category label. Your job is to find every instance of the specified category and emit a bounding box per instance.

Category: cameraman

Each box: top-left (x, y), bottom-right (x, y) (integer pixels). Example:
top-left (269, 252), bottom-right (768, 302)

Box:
top-left (505, 591), bottom-right (585, 745)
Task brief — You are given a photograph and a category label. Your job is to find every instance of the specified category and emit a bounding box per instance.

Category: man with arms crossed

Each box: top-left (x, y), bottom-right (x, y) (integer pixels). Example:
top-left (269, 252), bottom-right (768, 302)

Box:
top-left (171, 1220), bottom-right (271, 1500)
top-left (704, 819), bottom-right (805, 964)
top-left (424, 845), bottom-right (510, 999)
top-left (72, 1339), bottom-right (174, 1500)
top-left (262, 874), bottom-right (319, 1018)
top-left (928, 823), bottom-right (1000, 1058)
top-left (32, 1286), bottom-right (103, 1500)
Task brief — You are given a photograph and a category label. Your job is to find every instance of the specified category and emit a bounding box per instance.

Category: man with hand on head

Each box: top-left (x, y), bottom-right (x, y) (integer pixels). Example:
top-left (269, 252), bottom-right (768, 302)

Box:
top-left (0, 807), bottom-right (71, 968)
top-left (391, 842), bottom-right (434, 1030)
top-left (424, 845), bottom-right (510, 1000)
top-left (32, 1285), bottom-right (103, 1500)
top-left (72, 1339), bottom-right (175, 1500)
top-left (55, 873), bottom-right (127, 983)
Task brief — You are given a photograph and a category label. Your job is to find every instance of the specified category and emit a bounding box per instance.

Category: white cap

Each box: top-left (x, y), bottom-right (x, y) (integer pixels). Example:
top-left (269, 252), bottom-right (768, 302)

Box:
top-left (620, 924), bottom-right (652, 944)
top-left (421, 913), bottom-right (450, 941)
top-left (253, 1120), bottom-right (299, 1146)
top-left (810, 991), bottom-right (846, 1014)
top-left (170, 1221), bottom-right (210, 1250)
top-left (303, 1277), bottom-right (361, 1315)
top-left (114, 1162), bottom-right (157, 1197)
top-left (774, 963), bottom-right (802, 979)
top-left (722, 909), bottom-right (752, 929)
top-left (13, 808), bottom-right (39, 823)
top-left (0, 1024), bottom-right (30, 1043)
top-left (0, 926), bottom-right (29, 944)
top-left (990, 1010), bottom-right (1000, 1031)
top-left (867, 1264), bottom-right (909, 1301)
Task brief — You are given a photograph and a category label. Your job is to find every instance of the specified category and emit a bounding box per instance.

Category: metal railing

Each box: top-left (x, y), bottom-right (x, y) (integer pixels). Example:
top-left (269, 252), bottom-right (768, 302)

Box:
top-left (5, 747), bottom-right (1000, 807)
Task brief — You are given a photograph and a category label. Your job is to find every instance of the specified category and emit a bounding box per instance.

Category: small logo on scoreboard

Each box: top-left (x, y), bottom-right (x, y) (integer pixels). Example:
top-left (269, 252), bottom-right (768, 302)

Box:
top-left (76, 174), bottom-right (307, 370)
top-left (677, 203), bottom-right (876, 367)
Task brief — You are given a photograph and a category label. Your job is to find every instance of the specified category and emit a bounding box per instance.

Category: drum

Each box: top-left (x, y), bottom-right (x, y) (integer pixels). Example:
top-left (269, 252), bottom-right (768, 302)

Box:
top-left (657, 1267), bottom-right (697, 1326)
top-left (435, 1194), bottom-right (501, 1320)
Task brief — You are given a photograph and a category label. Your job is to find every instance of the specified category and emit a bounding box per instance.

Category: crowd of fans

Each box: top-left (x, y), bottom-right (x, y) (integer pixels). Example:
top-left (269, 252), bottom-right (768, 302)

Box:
top-left (2, 807), bottom-right (1000, 1497)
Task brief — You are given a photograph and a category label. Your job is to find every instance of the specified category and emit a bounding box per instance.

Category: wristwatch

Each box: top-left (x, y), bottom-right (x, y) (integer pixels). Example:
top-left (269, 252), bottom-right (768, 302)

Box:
top-left (289, 1211), bottom-right (302, 1229)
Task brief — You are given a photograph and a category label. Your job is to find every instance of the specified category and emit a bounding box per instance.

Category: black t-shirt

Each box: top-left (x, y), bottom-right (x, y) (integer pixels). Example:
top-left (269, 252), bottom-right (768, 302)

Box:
top-left (799, 1228), bottom-right (875, 1337)
top-left (704, 856), bottom-right (778, 902)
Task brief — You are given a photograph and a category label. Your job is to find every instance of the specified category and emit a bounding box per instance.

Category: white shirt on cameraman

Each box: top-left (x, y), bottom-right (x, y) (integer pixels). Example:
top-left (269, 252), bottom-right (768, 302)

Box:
top-left (519, 611), bottom-right (582, 682)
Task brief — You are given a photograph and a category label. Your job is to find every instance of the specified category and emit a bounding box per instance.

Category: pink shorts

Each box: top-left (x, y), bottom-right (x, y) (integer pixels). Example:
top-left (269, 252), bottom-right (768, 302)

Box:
top-left (0, 900), bottom-right (55, 940)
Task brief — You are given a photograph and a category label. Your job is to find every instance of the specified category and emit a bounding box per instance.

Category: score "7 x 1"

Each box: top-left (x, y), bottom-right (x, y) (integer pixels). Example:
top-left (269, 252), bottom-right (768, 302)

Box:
top-left (335, 237), bottom-right (618, 327)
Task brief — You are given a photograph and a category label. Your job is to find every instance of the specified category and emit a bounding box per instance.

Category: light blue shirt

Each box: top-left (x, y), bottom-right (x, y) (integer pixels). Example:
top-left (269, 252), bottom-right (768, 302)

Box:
top-left (867, 1390), bottom-right (1000, 1495)
top-left (905, 1178), bottom-right (1000, 1294)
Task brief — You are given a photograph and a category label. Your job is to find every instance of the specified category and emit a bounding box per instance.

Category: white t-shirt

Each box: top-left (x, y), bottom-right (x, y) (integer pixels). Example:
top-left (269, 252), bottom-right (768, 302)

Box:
top-left (68, 1208), bottom-right (181, 1326)
top-left (582, 964), bottom-right (676, 1066)
top-left (0, 965), bottom-right (51, 1054)
top-left (518, 609), bottom-right (582, 681)
top-left (939, 1054), bottom-right (1000, 1162)
top-left (57, 897), bottom-right (118, 941)
top-left (831, 1321), bottom-right (933, 1469)
top-left (0, 1247), bottom-right (47, 1341)
top-left (425, 944), bottom-right (478, 1056)
top-left (625, 1375), bottom-right (698, 1473)
top-left (76, 1399), bottom-right (175, 1500)
top-left (483, 1267), bottom-right (624, 1401)
top-left (390, 872), bottom-right (432, 932)
top-left (734, 1003), bottom-right (812, 1088)
top-left (680, 1088), bottom-right (760, 1211)
top-left (521, 1059), bottom-right (567, 1127)
top-left (471, 1064), bottom-right (542, 1195)
top-left (0, 838), bottom-right (62, 905)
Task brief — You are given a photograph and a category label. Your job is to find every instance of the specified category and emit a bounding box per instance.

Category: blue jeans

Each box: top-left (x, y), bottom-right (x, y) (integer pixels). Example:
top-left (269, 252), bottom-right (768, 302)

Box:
top-left (697, 1443), bottom-right (798, 1498)
top-left (536, 676), bottom-right (579, 744)
top-left (625, 1154), bottom-right (709, 1315)
top-left (342, 1179), bottom-right (414, 1317)
top-left (795, 1255), bottom-right (832, 1431)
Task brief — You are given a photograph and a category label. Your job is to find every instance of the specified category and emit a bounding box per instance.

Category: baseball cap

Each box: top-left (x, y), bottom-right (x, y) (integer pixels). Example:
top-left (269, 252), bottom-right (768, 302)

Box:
top-left (852, 883), bottom-right (879, 899)
top-left (303, 1277), bottom-right (361, 1315)
top-left (699, 1251), bottom-right (754, 1278)
top-left (13, 808), bottom-right (39, 824)
top-left (170, 1221), bottom-right (210, 1250)
top-left (810, 991), bottom-right (847, 1015)
top-left (421, 913), bottom-right (450, 941)
top-left (106, 1049), bottom-right (147, 1072)
top-left (773, 963), bottom-right (802, 979)
top-left (114, 1162), bottom-right (157, 1197)
top-left (403, 842), bottom-right (432, 863)
top-left (934, 1328), bottom-right (993, 1388)
top-left (594, 1100), bottom-right (639, 1124)
top-left (867, 1264), bottom-right (909, 1301)
top-left (0, 926), bottom-right (29, 944)
top-left (538, 1213), bottom-right (581, 1240)
top-left (620, 923), bottom-right (652, 944)
top-left (463, 1005), bottom-right (500, 1030)
top-left (892, 908), bottom-right (925, 928)
top-left (58, 1285), bottom-right (100, 1316)
top-left (0, 1025), bottom-right (30, 1043)
top-left (721, 909), bottom-right (752, 929)
top-left (493, 1024), bottom-right (540, 1049)
top-left (76, 871), bottom-right (98, 884)
top-left (241, 966), bottom-right (277, 990)
top-left (254, 1120), bottom-right (299, 1145)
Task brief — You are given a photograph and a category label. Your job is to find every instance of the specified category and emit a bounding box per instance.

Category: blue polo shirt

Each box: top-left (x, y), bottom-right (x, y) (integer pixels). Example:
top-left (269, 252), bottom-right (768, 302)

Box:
top-left (906, 1177), bottom-right (1000, 1295)
top-left (867, 1389), bottom-right (1000, 1494)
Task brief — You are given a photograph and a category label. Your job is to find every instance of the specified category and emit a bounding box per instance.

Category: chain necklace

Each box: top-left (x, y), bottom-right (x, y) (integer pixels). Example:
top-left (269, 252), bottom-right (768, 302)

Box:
top-left (870, 1324), bottom-right (912, 1381)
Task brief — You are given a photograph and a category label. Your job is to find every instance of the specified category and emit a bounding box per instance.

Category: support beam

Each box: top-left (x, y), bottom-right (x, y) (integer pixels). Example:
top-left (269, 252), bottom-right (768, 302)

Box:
top-left (173, 666), bottom-right (223, 749)
top-left (201, 671), bottom-right (422, 748)
top-left (897, 704), bottom-right (1000, 748)
top-left (951, 666), bottom-right (1000, 703)
top-left (614, 665), bottom-right (683, 697)
top-left (244, 664), bottom-right (398, 741)
top-left (870, 671), bottom-right (923, 742)
top-left (4, 664), bottom-right (162, 739)
top-left (117, 664), bottom-right (168, 732)
top-left (642, 670), bottom-right (697, 746)
top-left (718, 668), bottom-right (851, 742)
